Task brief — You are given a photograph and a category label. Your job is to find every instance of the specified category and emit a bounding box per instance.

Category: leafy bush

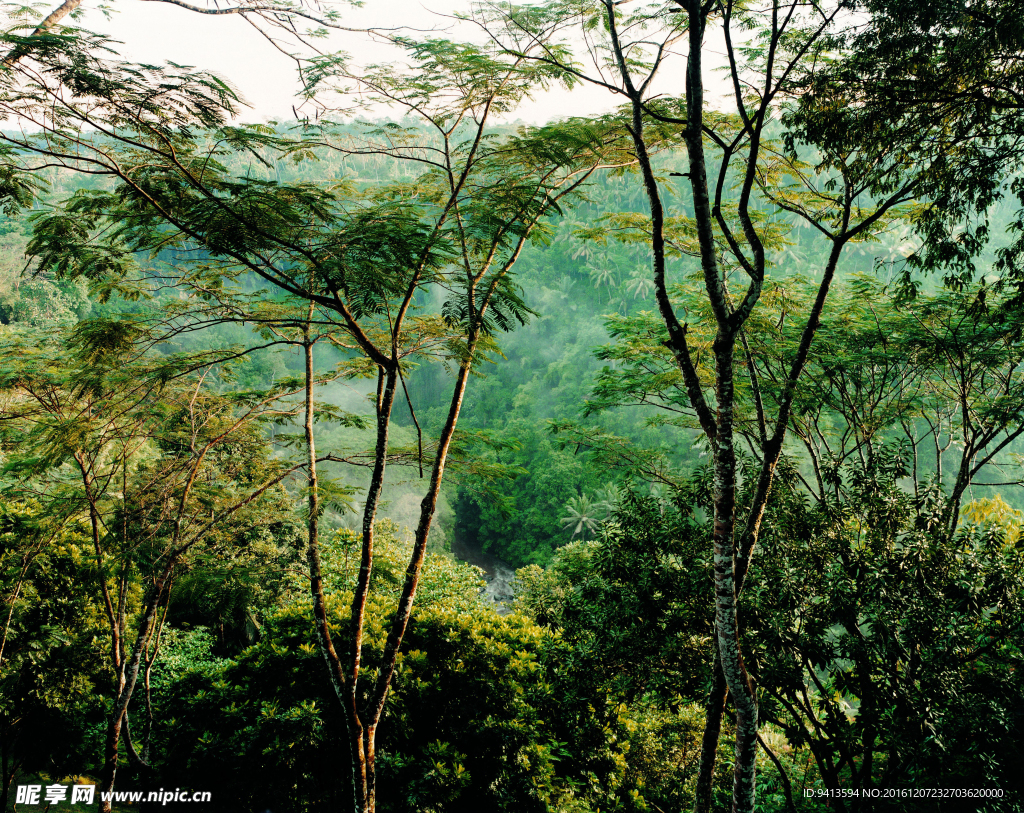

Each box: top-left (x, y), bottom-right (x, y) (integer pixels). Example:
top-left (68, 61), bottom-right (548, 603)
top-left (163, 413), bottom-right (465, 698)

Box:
top-left (749, 453), bottom-right (1024, 811)
top-left (148, 524), bottom-right (584, 812)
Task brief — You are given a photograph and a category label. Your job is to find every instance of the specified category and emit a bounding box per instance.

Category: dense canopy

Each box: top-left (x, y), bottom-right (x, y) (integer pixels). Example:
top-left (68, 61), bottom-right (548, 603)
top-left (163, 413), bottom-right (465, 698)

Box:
top-left (1, 1), bottom-right (1023, 812)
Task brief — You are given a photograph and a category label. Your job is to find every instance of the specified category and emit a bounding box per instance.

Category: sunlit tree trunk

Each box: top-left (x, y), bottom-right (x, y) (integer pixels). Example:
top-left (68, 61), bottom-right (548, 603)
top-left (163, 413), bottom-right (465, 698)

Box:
top-left (99, 578), bottom-right (167, 812)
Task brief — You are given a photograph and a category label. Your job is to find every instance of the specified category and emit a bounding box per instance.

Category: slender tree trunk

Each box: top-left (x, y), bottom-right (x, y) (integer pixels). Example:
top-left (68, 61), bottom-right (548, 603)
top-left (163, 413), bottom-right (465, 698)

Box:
top-left (363, 337), bottom-right (479, 810)
top-left (680, 0), bottom-right (762, 802)
top-left (100, 694), bottom-right (124, 812)
top-left (99, 575), bottom-right (169, 812)
top-left (306, 340), bottom-right (456, 813)
top-left (710, 334), bottom-right (759, 811)
top-left (301, 319), bottom-right (367, 811)
top-left (693, 656), bottom-right (728, 813)
top-left (609, 0), bottom-right (742, 797)
top-left (0, 551), bottom-right (34, 669)
top-left (1, 0), bottom-right (83, 68)
top-left (302, 315), bottom-right (400, 813)
top-left (140, 605), bottom-right (169, 765)
top-left (346, 365), bottom-right (399, 813)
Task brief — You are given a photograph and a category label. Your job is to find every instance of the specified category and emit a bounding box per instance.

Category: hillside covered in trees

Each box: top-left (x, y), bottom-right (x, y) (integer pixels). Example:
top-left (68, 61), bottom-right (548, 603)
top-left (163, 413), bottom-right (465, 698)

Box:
top-left (2, 1), bottom-right (1024, 812)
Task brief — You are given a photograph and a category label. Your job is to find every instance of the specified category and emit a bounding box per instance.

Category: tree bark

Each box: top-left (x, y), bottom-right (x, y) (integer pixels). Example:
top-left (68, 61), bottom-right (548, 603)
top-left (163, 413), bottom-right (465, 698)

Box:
top-left (301, 317), bottom-right (368, 811)
top-left (99, 575), bottom-right (168, 812)
top-left (693, 657), bottom-right (728, 813)
top-left (680, 0), bottom-right (762, 805)
top-left (710, 333), bottom-right (759, 812)
top-left (1, 0), bottom-right (83, 68)
top-left (345, 365), bottom-right (399, 812)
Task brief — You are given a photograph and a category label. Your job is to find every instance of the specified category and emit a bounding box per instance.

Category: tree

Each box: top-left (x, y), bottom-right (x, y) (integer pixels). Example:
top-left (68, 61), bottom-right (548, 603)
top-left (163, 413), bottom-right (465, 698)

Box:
top-left (560, 271), bottom-right (1024, 808)
top-left (0, 319), bottom-right (311, 809)
top-left (749, 448), bottom-right (1024, 811)
top-left (291, 52), bottom-right (635, 811)
top-left (559, 494), bottom-right (601, 540)
top-left (789, 0), bottom-right (1024, 298)
top-left (478, 2), bottom-right (940, 808)
top-left (0, 20), bottom-right (641, 808)
top-left (149, 523), bottom-right (578, 813)
top-left (515, 489), bottom-right (726, 811)
top-left (522, 491), bottom-right (714, 701)
top-left (0, 497), bottom-right (108, 810)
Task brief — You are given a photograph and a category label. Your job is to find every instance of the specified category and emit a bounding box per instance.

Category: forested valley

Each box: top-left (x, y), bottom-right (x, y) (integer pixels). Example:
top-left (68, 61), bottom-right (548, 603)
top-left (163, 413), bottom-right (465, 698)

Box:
top-left (1, 1), bottom-right (1023, 812)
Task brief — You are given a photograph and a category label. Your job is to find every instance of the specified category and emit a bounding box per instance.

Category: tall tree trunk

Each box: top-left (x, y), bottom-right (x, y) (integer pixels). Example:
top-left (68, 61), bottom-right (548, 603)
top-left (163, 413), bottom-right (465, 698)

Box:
top-left (301, 320), bottom-right (363, 811)
top-left (681, 0), bottom-right (762, 804)
top-left (98, 576), bottom-right (169, 812)
top-left (304, 337), bottom-right (472, 812)
top-left (608, 0), bottom-right (743, 798)
top-left (302, 316), bottom-right (401, 813)
top-left (693, 657), bottom-right (728, 813)
top-left (711, 334), bottom-right (759, 811)
top-left (100, 709), bottom-right (125, 813)
top-left (346, 365), bottom-right (399, 813)
top-left (363, 335), bottom-right (480, 810)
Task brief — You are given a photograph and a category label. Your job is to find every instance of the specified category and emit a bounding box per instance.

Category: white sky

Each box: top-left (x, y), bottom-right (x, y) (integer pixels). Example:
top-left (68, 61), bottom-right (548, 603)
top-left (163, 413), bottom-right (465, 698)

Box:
top-left (77, 0), bottom-right (641, 124)
top-left (71, 0), bottom-right (738, 125)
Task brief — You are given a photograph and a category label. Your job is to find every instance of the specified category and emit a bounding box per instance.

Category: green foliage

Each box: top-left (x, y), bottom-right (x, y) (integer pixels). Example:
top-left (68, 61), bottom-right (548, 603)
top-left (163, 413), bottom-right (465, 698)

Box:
top-left (168, 511), bottom-right (305, 653)
top-left (454, 418), bottom-right (603, 566)
top-left (514, 492), bottom-right (723, 812)
top-left (517, 492), bottom-right (714, 703)
top-left (558, 494), bottom-right (603, 540)
top-left (150, 524), bottom-right (580, 813)
top-left (788, 0), bottom-right (1024, 295)
top-left (748, 450), bottom-right (1024, 808)
top-left (0, 498), bottom-right (108, 790)
top-left (0, 274), bottom-right (91, 328)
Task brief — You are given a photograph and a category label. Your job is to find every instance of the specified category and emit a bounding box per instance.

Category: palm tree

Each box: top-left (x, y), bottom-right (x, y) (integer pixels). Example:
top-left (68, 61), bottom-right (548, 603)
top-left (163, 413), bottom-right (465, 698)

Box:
top-left (625, 268), bottom-right (655, 301)
top-left (559, 494), bottom-right (602, 541)
top-left (586, 251), bottom-right (619, 300)
top-left (593, 483), bottom-right (621, 519)
top-left (554, 275), bottom-right (579, 302)
top-left (553, 218), bottom-right (598, 262)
